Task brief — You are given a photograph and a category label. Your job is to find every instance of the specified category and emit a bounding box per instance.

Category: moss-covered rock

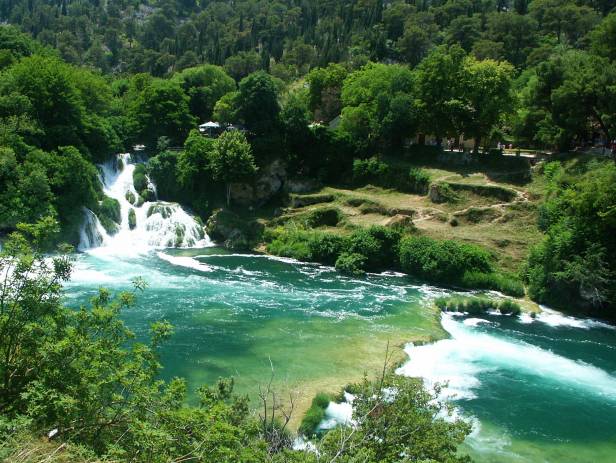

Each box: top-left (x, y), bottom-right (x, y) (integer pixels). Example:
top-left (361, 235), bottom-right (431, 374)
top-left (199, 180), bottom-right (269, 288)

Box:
top-left (133, 164), bottom-right (148, 192)
top-left (125, 191), bottom-right (136, 205)
top-left (128, 208), bottom-right (137, 230)
top-left (147, 204), bottom-right (173, 219)
top-left (97, 196), bottom-right (121, 235)
top-left (206, 209), bottom-right (263, 250)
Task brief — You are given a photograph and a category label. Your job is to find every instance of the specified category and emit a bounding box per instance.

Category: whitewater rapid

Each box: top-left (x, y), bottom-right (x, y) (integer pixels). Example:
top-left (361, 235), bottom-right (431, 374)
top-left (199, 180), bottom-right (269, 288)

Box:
top-left (397, 313), bottom-right (616, 402)
top-left (79, 153), bottom-right (211, 256)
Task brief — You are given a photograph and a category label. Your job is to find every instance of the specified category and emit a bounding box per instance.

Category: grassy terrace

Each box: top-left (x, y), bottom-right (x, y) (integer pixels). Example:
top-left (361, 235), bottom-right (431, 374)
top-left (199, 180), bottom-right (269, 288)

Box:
top-left (259, 158), bottom-right (547, 274)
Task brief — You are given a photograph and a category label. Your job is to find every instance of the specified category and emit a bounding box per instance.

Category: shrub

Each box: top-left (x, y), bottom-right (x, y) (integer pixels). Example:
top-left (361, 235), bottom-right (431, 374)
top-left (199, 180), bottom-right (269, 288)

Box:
top-left (132, 164), bottom-right (148, 192)
top-left (299, 392), bottom-right (331, 436)
top-left (352, 157), bottom-right (389, 184)
top-left (429, 182), bottom-right (459, 203)
top-left (308, 233), bottom-right (347, 265)
top-left (266, 227), bottom-right (313, 261)
top-left (148, 204), bottom-right (173, 219)
top-left (99, 197), bottom-right (121, 223)
top-left (436, 295), bottom-right (521, 315)
top-left (399, 236), bottom-right (493, 284)
top-left (305, 207), bottom-right (342, 227)
top-left (498, 299), bottom-right (521, 315)
top-left (128, 208), bottom-right (136, 230)
top-left (348, 226), bottom-right (401, 271)
top-left (408, 168), bottom-right (431, 194)
top-left (335, 252), bottom-right (367, 276)
top-left (461, 271), bottom-right (525, 297)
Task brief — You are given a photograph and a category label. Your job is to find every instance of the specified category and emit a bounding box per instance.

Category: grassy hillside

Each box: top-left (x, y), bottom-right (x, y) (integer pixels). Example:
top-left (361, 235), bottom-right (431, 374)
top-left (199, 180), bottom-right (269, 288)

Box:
top-left (262, 156), bottom-right (548, 275)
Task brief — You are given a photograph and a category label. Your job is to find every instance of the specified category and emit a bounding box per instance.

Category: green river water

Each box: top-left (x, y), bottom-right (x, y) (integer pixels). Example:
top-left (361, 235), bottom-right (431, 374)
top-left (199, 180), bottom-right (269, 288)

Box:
top-left (64, 247), bottom-right (616, 463)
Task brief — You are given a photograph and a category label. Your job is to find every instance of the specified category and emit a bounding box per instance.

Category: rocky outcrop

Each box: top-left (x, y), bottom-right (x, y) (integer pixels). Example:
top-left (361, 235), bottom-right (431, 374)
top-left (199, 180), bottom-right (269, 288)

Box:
top-left (290, 193), bottom-right (335, 208)
top-left (206, 208), bottom-right (264, 250)
top-left (383, 214), bottom-right (414, 230)
top-left (230, 159), bottom-right (286, 207)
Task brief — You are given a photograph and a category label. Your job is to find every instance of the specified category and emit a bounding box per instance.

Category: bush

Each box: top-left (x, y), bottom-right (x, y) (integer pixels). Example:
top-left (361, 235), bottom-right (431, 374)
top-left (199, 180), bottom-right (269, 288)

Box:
top-left (299, 392), bottom-right (331, 436)
top-left (399, 236), bottom-right (493, 284)
top-left (352, 157), bottom-right (389, 184)
top-left (461, 271), bottom-right (525, 297)
top-left (305, 207), bottom-right (342, 227)
top-left (128, 208), bottom-right (136, 230)
top-left (265, 225), bottom-right (401, 273)
top-left (265, 227), bottom-right (313, 261)
top-left (435, 295), bottom-right (521, 315)
top-left (133, 164), bottom-right (148, 193)
top-left (99, 196), bottom-right (121, 223)
top-left (348, 226), bottom-right (401, 271)
top-left (335, 252), bottom-right (367, 276)
top-left (308, 233), bottom-right (347, 265)
top-left (498, 299), bottom-right (522, 315)
top-left (408, 168), bottom-right (431, 194)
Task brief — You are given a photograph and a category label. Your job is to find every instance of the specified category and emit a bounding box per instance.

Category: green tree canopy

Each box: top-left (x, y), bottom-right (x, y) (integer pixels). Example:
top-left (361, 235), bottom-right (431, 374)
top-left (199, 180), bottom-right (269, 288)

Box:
top-left (172, 64), bottom-right (236, 122)
top-left (237, 71), bottom-right (280, 135)
top-left (210, 130), bottom-right (257, 205)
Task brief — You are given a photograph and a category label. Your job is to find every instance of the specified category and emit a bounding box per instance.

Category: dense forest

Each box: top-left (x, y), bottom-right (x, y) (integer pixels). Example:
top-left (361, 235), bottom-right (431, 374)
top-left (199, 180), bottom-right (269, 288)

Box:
top-left (1, 1), bottom-right (616, 461)
top-left (0, 0), bottom-right (614, 320)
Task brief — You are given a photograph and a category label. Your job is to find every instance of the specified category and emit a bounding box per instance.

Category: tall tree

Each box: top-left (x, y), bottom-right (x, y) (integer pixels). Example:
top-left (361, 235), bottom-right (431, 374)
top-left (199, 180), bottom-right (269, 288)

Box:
top-left (210, 130), bottom-right (257, 206)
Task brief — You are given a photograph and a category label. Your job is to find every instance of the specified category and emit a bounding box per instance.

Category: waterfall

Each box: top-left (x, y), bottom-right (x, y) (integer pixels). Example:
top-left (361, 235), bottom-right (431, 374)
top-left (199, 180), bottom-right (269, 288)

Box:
top-left (78, 208), bottom-right (109, 251)
top-left (78, 153), bottom-right (211, 254)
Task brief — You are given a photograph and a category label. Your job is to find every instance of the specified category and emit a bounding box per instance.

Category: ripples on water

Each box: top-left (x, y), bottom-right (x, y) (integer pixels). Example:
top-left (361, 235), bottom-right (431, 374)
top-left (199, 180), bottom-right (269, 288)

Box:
top-left (66, 249), bottom-right (616, 463)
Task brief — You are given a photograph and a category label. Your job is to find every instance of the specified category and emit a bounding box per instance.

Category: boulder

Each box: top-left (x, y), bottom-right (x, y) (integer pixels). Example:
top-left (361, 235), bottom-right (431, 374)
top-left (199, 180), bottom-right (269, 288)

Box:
top-left (290, 193), bottom-right (335, 208)
top-left (206, 208), bottom-right (263, 251)
top-left (384, 214), bottom-right (414, 230)
top-left (230, 159), bottom-right (286, 206)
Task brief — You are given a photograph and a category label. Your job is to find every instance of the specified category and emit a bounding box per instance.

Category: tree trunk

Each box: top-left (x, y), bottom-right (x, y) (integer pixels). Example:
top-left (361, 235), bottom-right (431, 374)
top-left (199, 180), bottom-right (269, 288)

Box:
top-left (226, 184), bottom-right (231, 207)
top-left (473, 137), bottom-right (481, 154)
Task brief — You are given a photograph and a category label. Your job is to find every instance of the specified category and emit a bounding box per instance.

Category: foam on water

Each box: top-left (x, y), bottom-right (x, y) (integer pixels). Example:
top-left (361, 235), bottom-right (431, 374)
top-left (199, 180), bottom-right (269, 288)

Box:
top-left (398, 314), bottom-right (616, 403)
top-left (156, 252), bottom-right (215, 273)
top-left (79, 153), bottom-right (211, 256)
top-left (536, 306), bottom-right (615, 330)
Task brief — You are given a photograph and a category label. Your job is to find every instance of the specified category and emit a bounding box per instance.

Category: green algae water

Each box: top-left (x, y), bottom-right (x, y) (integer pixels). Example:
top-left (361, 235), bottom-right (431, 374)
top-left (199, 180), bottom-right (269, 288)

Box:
top-left (66, 248), bottom-right (444, 409)
top-left (65, 248), bottom-right (616, 463)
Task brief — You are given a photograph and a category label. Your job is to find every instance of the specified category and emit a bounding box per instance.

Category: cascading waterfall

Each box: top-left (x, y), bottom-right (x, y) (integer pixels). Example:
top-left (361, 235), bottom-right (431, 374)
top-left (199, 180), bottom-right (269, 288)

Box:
top-left (78, 208), bottom-right (108, 251)
top-left (79, 153), bottom-right (211, 254)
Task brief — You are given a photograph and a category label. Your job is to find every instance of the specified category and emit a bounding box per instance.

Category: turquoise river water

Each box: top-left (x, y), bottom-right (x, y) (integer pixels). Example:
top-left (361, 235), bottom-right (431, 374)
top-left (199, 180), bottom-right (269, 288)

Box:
top-left (64, 247), bottom-right (616, 463)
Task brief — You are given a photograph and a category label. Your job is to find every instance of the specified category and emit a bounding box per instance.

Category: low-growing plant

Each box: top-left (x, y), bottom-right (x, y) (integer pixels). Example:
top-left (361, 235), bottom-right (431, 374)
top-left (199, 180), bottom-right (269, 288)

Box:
top-left (348, 226), bottom-right (401, 271)
top-left (335, 252), bottom-right (367, 276)
top-left (299, 392), bottom-right (331, 436)
top-left (399, 236), bottom-right (493, 284)
top-left (308, 233), bottom-right (347, 265)
top-left (125, 191), bottom-right (136, 205)
top-left (436, 295), bottom-right (521, 315)
top-left (97, 196), bottom-right (121, 235)
top-left (304, 207), bottom-right (342, 227)
top-left (352, 157), bottom-right (389, 184)
top-left (408, 168), bottom-right (431, 194)
top-left (461, 271), bottom-right (525, 297)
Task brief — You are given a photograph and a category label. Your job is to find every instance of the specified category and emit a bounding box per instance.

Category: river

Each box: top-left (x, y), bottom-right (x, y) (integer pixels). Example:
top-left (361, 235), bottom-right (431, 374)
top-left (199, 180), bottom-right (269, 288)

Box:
top-left (65, 154), bottom-right (616, 462)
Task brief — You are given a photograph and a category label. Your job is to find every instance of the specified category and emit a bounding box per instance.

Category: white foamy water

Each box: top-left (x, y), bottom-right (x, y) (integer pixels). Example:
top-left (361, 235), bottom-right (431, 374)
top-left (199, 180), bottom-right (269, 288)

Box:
top-left (78, 208), bottom-right (108, 251)
top-left (79, 153), bottom-right (211, 256)
top-left (536, 307), bottom-right (616, 330)
top-left (397, 314), bottom-right (616, 402)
